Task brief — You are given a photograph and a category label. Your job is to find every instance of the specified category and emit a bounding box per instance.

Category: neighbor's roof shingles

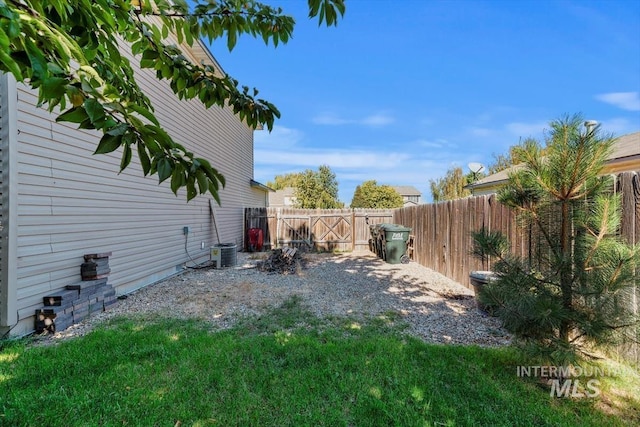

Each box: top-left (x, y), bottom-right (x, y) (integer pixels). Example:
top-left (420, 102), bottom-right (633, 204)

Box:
top-left (391, 185), bottom-right (422, 196)
top-left (467, 131), bottom-right (640, 191)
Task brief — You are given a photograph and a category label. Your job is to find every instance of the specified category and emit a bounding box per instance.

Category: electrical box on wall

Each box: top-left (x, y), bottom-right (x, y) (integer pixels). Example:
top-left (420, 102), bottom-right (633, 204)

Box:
top-left (183, 226), bottom-right (190, 235)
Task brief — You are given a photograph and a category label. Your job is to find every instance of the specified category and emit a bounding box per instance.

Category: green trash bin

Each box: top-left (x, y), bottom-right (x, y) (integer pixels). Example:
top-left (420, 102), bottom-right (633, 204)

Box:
top-left (375, 223), bottom-right (394, 259)
top-left (380, 224), bottom-right (412, 264)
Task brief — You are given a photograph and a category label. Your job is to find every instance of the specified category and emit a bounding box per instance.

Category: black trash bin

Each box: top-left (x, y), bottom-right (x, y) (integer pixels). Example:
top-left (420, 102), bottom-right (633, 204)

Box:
top-left (369, 224), bottom-right (380, 255)
top-left (372, 223), bottom-right (393, 258)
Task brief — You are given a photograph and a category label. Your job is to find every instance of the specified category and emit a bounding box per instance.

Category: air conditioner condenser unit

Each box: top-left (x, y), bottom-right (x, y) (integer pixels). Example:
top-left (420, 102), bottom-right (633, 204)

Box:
top-left (210, 243), bottom-right (237, 268)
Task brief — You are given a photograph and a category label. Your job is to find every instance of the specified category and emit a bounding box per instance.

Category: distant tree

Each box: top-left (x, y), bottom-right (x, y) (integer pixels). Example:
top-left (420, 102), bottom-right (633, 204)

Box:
top-left (294, 165), bottom-right (343, 208)
top-left (487, 153), bottom-right (513, 175)
top-left (351, 180), bottom-right (404, 208)
top-left (487, 138), bottom-right (543, 174)
top-left (473, 115), bottom-right (639, 364)
top-left (429, 167), bottom-right (471, 202)
top-left (267, 173), bottom-right (303, 190)
top-left (429, 139), bottom-right (545, 202)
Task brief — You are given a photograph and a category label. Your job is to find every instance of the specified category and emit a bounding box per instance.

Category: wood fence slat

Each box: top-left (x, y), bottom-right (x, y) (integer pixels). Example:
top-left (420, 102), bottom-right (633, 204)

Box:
top-left (617, 171), bottom-right (640, 364)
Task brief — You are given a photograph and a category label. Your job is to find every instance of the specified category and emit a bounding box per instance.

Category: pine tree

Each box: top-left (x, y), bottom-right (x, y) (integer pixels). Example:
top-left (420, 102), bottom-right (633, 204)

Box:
top-left (473, 114), bottom-right (639, 364)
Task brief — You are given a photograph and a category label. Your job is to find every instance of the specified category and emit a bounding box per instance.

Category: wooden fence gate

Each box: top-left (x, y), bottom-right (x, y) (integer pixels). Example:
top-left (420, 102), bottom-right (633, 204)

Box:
top-left (244, 208), bottom-right (394, 252)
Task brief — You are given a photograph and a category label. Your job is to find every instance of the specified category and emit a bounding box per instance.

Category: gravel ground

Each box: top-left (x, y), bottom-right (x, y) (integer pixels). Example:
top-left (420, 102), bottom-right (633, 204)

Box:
top-left (37, 251), bottom-right (511, 347)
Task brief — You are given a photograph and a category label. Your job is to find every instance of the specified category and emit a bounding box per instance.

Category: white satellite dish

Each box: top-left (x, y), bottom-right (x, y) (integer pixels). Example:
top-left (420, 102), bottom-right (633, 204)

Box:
top-left (468, 162), bottom-right (485, 174)
top-left (584, 120), bottom-right (598, 131)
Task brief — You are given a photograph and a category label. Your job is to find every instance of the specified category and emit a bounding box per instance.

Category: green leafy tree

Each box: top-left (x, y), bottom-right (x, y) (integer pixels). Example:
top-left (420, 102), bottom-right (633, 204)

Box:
top-left (294, 165), bottom-right (342, 209)
top-left (351, 180), bottom-right (403, 208)
top-left (473, 114), bottom-right (639, 364)
top-left (488, 152), bottom-right (514, 175)
top-left (429, 167), bottom-right (471, 202)
top-left (0, 0), bottom-right (345, 202)
top-left (267, 172), bottom-right (303, 190)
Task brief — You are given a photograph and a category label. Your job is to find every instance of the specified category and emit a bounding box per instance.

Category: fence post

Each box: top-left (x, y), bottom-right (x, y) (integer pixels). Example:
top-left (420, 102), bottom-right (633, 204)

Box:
top-left (352, 210), bottom-right (356, 251)
top-left (276, 208), bottom-right (281, 249)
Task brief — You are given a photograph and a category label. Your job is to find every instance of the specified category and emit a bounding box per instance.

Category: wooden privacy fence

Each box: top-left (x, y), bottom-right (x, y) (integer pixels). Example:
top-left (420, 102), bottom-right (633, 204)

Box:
top-left (247, 172), bottom-right (639, 287)
top-left (393, 195), bottom-right (521, 287)
top-left (393, 171), bottom-right (640, 288)
top-left (244, 208), bottom-right (393, 252)
top-left (393, 171), bottom-right (640, 364)
top-left (245, 172), bottom-right (639, 363)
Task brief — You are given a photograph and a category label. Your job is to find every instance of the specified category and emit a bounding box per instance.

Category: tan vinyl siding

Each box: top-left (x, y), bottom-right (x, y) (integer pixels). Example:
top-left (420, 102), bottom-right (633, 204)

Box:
top-left (11, 41), bottom-right (264, 334)
top-left (248, 186), bottom-right (268, 207)
top-left (1, 73), bottom-right (18, 332)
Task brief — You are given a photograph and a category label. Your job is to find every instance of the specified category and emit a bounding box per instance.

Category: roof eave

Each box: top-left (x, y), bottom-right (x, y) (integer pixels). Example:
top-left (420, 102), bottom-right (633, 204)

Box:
top-left (250, 179), bottom-right (275, 192)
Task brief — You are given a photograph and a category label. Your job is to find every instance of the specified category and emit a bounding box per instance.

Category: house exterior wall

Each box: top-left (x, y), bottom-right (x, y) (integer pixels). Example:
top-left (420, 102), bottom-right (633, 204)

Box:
top-left (0, 73), bottom-right (19, 335)
top-left (468, 184), bottom-right (504, 196)
top-left (1, 41), bottom-right (265, 335)
top-left (268, 187), bottom-right (297, 207)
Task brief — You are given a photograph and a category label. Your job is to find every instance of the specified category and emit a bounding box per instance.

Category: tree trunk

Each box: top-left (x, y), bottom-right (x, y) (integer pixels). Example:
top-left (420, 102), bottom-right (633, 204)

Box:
top-left (559, 201), bottom-right (572, 343)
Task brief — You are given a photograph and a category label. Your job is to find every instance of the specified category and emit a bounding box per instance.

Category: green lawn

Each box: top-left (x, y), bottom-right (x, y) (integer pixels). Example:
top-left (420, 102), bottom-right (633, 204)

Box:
top-left (1, 297), bottom-right (638, 427)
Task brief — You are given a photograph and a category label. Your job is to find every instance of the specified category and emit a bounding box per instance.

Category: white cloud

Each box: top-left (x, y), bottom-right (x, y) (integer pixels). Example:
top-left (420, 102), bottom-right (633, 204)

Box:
top-left (254, 125), bottom-right (304, 148)
top-left (311, 113), bottom-right (352, 125)
top-left (254, 125), bottom-right (408, 171)
top-left (251, 127), bottom-right (451, 203)
top-left (598, 118), bottom-right (639, 135)
top-left (505, 121), bottom-right (548, 138)
top-left (255, 148), bottom-right (409, 169)
top-left (470, 127), bottom-right (493, 137)
top-left (419, 117), bottom-right (436, 126)
top-left (360, 113), bottom-right (395, 126)
top-left (312, 111), bottom-right (395, 127)
top-left (595, 92), bottom-right (640, 111)
top-left (252, 124), bottom-right (500, 204)
top-left (414, 138), bottom-right (450, 148)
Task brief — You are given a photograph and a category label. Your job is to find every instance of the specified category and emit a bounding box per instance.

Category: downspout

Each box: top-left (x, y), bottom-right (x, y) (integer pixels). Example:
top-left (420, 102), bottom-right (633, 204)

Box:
top-left (0, 73), bottom-right (19, 334)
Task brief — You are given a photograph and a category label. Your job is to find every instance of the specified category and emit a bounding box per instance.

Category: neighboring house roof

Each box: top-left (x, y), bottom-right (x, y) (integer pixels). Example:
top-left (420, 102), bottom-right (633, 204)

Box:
top-left (466, 131), bottom-right (640, 195)
top-left (250, 180), bottom-right (274, 193)
top-left (607, 131), bottom-right (640, 173)
top-left (465, 165), bottom-right (522, 191)
top-left (391, 186), bottom-right (422, 197)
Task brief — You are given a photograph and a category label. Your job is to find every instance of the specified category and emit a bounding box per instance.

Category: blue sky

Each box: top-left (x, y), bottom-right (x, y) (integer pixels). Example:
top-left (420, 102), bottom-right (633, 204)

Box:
top-left (208, 0), bottom-right (640, 204)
